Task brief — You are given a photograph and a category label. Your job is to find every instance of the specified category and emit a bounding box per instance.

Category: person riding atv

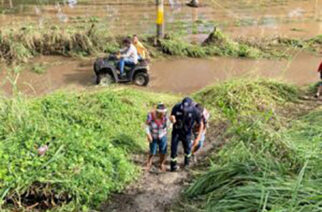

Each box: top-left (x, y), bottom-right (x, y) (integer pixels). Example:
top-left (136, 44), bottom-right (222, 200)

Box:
top-left (118, 38), bottom-right (138, 77)
top-left (93, 38), bottom-right (150, 86)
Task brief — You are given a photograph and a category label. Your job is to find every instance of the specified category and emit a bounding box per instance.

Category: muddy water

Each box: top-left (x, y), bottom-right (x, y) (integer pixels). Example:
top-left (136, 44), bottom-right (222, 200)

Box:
top-left (0, 0), bottom-right (321, 39)
top-left (150, 53), bottom-right (322, 93)
top-left (0, 53), bottom-right (320, 96)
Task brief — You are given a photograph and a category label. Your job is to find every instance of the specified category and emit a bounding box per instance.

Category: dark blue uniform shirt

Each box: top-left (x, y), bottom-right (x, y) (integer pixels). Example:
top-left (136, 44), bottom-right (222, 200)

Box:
top-left (171, 103), bottom-right (201, 136)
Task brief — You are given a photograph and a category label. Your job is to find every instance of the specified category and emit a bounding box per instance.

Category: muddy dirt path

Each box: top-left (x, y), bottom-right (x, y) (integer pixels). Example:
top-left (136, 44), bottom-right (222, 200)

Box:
top-left (100, 97), bottom-right (322, 212)
top-left (0, 52), bottom-right (321, 96)
top-left (100, 122), bottom-right (227, 212)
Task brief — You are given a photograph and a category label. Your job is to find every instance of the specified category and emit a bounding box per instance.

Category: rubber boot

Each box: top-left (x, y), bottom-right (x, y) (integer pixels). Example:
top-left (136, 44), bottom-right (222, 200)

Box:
top-left (170, 160), bottom-right (177, 172)
top-left (184, 155), bottom-right (190, 167)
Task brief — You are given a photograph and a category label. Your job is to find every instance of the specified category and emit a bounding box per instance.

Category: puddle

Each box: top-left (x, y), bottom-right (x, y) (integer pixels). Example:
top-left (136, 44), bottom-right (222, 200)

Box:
top-left (0, 52), bottom-right (321, 96)
top-left (0, 0), bottom-right (321, 39)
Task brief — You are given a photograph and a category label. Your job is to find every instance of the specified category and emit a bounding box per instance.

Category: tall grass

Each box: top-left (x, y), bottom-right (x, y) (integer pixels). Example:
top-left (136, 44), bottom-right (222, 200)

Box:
top-left (1, 23), bottom-right (320, 64)
top-left (159, 30), bottom-right (268, 59)
top-left (0, 24), bottom-right (119, 63)
top-left (183, 80), bottom-right (322, 212)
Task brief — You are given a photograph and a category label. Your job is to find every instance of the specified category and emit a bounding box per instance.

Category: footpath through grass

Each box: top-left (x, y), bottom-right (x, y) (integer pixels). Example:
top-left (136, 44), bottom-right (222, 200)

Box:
top-left (181, 80), bottom-right (322, 212)
top-left (0, 79), bottom-right (321, 211)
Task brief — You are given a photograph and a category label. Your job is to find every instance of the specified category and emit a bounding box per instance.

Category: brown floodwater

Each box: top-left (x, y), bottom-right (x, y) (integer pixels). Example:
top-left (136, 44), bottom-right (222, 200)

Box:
top-left (0, 52), bottom-right (321, 96)
top-left (0, 0), bottom-right (321, 40)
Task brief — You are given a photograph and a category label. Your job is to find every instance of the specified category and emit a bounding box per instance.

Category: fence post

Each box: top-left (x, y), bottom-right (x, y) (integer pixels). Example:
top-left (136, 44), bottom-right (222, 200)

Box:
top-left (156, 0), bottom-right (164, 39)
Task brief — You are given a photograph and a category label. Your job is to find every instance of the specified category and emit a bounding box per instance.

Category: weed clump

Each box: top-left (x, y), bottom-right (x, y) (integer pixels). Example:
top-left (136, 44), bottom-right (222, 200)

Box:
top-left (0, 24), bottom-right (120, 64)
top-left (193, 79), bottom-right (299, 117)
top-left (31, 63), bottom-right (47, 74)
top-left (158, 28), bottom-right (267, 59)
top-left (0, 88), bottom-right (177, 210)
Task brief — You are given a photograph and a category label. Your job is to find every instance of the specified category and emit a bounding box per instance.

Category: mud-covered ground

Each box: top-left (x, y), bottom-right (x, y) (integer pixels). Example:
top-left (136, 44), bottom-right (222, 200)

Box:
top-left (100, 122), bottom-right (228, 212)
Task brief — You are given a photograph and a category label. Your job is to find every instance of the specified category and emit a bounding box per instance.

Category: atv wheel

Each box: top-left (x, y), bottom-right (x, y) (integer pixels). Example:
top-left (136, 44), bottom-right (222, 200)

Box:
top-left (99, 73), bottom-right (114, 86)
top-left (134, 72), bottom-right (149, 86)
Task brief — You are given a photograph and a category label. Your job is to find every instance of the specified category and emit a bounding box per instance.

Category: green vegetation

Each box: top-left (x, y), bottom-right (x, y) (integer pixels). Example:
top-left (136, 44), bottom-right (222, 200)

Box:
top-left (240, 34), bottom-right (322, 56)
top-left (0, 78), bottom-right (320, 211)
top-left (2, 23), bottom-right (321, 64)
top-left (31, 63), bottom-right (47, 74)
top-left (0, 88), bottom-right (178, 210)
top-left (180, 80), bottom-right (322, 212)
top-left (0, 23), bottom-right (118, 63)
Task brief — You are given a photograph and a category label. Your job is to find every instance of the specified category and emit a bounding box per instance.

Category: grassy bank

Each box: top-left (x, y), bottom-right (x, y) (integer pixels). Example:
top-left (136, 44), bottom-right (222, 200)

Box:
top-left (1, 23), bottom-right (321, 64)
top-left (0, 79), bottom-right (320, 211)
top-left (0, 88), bottom-right (178, 211)
top-left (179, 80), bottom-right (322, 211)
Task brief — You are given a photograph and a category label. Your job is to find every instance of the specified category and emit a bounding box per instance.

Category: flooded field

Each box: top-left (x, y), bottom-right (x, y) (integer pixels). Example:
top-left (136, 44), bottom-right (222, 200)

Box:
top-left (0, 52), bottom-right (320, 96)
top-left (0, 0), bottom-right (321, 96)
top-left (0, 0), bottom-right (321, 39)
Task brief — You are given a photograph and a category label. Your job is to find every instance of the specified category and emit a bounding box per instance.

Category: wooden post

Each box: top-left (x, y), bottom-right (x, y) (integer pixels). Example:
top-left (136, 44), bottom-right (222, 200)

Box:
top-left (156, 0), bottom-right (164, 39)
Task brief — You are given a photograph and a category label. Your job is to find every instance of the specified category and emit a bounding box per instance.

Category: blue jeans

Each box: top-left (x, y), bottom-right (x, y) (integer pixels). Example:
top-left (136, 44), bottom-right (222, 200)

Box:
top-left (150, 136), bottom-right (167, 155)
top-left (118, 58), bottom-right (136, 75)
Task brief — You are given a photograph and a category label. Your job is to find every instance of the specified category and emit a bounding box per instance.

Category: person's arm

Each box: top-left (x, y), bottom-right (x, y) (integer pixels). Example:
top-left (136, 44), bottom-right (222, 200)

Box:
top-left (192, 121), bottom-right (204, 148)
top-left (121, 46), bottom-right (133, 58)
top-left (125, 45), bottom-right (137, 58)
top-left (140, 42), bottom-right (149, 56)
top-left (192, 110), bottom-right (204, 148)
top-left (170, 106), bottom-right (177, 124)
top-left (119, 47), bottom-right (128, 55)
top-left (139, 42), bottom-right (149, 59)
top-left (170, 115), bottom-right (176, 124)
top-left (145, 114), bottom-right (153, 143)
top-left (145, 126), bottom-right (153, 143)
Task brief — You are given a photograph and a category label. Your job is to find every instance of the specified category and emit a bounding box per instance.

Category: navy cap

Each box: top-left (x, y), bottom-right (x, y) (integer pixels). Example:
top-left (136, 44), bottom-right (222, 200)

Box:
top-left (182, 97), bottom-right (193, 108)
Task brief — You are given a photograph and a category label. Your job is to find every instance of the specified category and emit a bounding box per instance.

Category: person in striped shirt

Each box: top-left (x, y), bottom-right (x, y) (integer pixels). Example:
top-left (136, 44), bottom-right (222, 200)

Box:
top-left (145, 103), bottom-right (169, 172)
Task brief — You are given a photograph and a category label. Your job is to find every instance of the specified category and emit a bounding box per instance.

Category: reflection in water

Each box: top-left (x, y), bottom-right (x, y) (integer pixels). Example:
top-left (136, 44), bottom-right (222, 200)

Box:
top-left (55, 3), bottom-right (68, 23)
top-left (67, 0), bottom-right (78, 8)
top-left (169, 0), bottom-right (181, 11)
top-left (288, 8), bottom-right (304, 18)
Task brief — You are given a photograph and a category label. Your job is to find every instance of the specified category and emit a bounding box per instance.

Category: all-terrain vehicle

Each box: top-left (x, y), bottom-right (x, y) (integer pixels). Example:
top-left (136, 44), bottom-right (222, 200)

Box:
top-left (93, 55), bottom-right (150, 86)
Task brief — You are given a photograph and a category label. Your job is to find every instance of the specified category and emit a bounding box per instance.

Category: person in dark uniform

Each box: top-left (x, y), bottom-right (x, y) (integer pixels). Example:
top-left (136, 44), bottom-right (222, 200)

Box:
top-left (169, 97), bottom-right (204, 171)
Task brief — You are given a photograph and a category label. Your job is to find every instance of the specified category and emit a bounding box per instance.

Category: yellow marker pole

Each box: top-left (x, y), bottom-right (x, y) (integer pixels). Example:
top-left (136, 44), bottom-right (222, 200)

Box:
top-left (156, 0), bottom-right (164, 39)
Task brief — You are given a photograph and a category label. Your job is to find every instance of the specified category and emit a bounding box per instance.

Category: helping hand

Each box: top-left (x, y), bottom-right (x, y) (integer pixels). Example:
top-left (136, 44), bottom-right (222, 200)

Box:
top-left (147, 135), bottom-right (153, 143)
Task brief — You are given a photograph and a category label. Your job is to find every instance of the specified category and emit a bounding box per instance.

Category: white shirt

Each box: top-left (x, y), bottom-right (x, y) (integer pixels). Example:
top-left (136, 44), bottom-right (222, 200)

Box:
top-left (120, 44), bottom-right (138, 64)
